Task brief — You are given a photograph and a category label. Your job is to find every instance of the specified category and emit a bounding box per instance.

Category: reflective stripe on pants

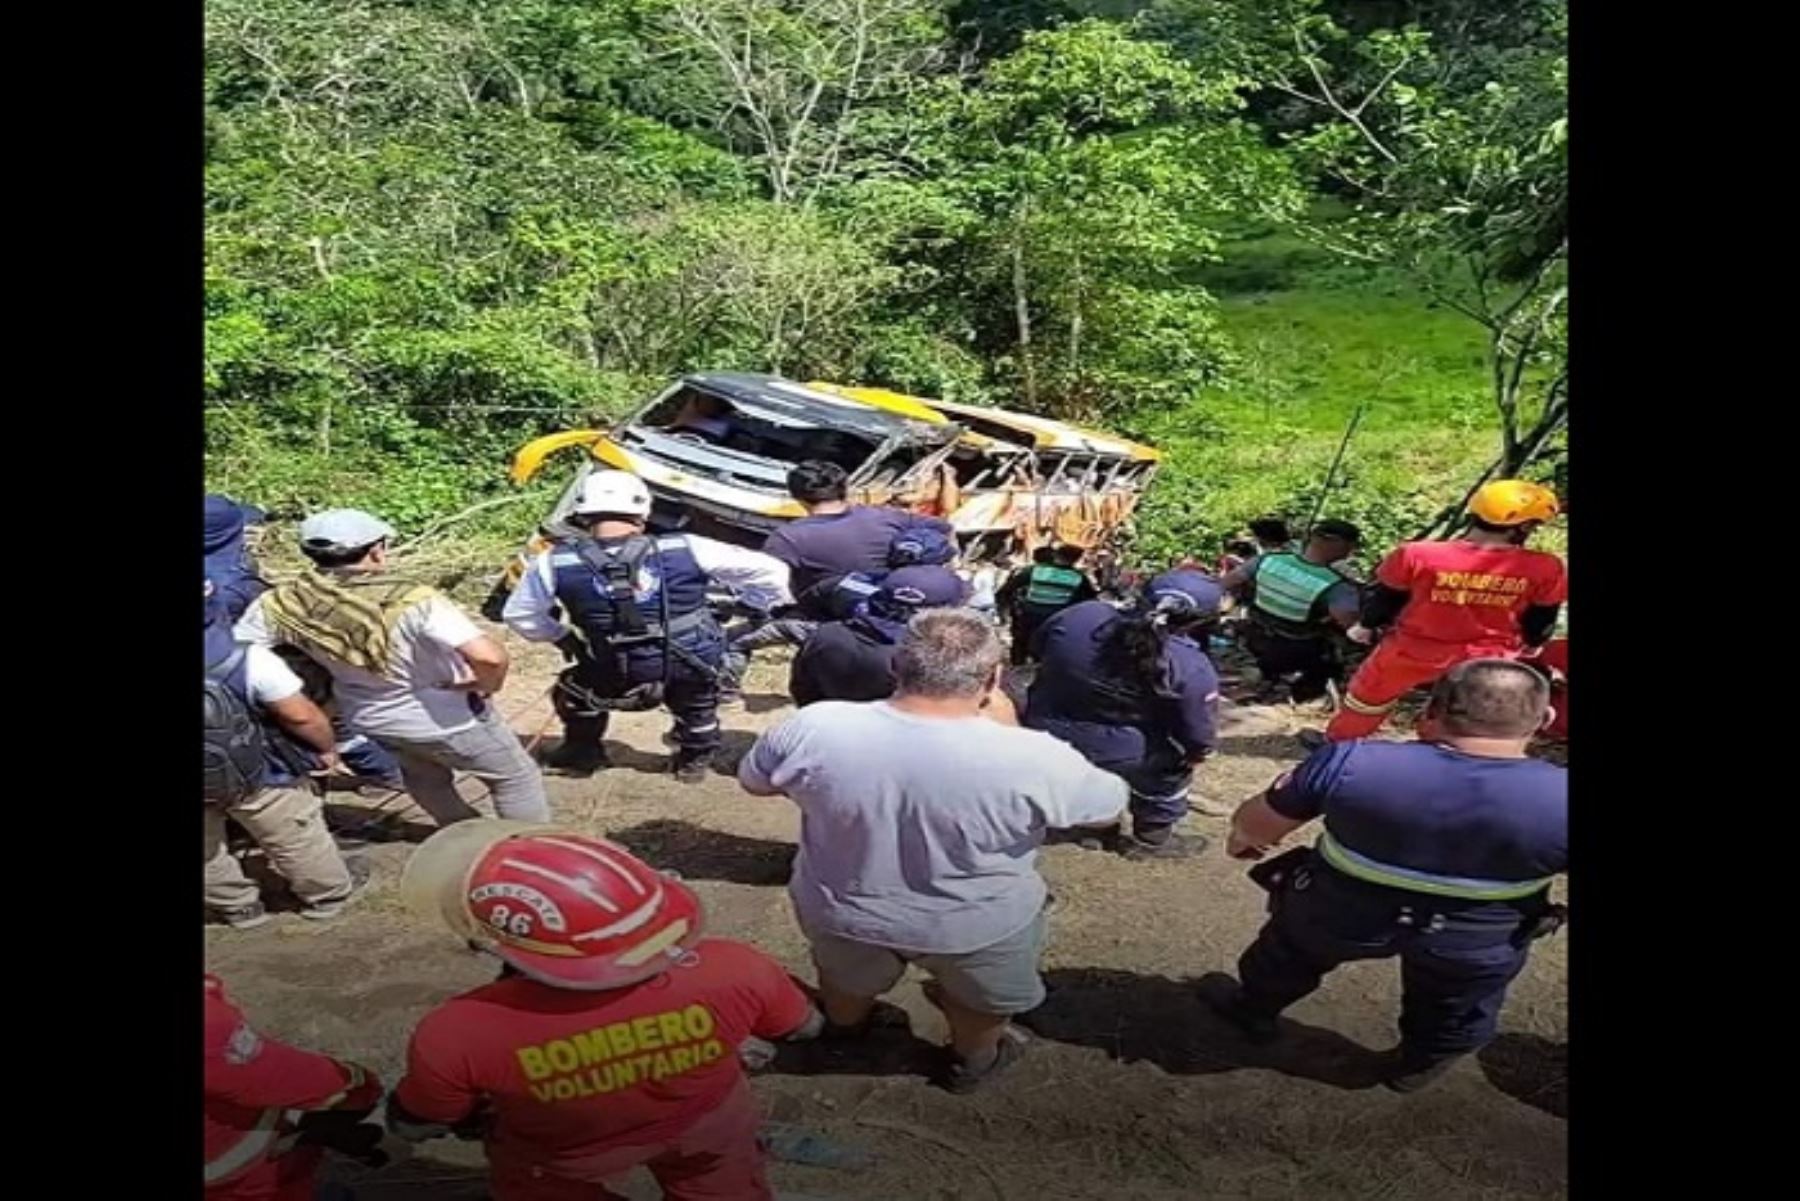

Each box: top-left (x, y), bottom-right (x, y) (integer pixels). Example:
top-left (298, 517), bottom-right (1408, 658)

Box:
top-left (1325, 638), bottom-right (1519, 741)
top-left (204, 1109), bottom-right (282, 1186)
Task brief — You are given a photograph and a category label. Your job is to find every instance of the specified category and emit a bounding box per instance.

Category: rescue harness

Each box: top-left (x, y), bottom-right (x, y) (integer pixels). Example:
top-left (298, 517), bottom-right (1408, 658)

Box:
top-left (559, 534), bottom-right (721, 713)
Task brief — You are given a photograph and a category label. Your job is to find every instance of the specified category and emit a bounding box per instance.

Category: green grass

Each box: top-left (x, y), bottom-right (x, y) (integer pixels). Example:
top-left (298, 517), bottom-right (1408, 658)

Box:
top-left (1126, 227), bottom-right (1503, 568)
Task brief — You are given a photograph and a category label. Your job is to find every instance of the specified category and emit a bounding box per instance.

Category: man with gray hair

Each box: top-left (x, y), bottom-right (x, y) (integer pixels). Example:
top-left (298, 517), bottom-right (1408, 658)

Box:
top-left (1211, 658), bottom-right (1567, 1092)
top-left (740, 608), bottom-right (1127, 1093)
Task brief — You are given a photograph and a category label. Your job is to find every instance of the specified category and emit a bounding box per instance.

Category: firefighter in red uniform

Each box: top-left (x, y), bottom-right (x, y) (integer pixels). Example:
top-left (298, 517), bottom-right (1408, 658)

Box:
top-left (204, 974), bottom-right (383, 1199)
top-left (1318, 480), bottom-right (1565, 743)
top-left (386, 821), bottom-right (824, 1201)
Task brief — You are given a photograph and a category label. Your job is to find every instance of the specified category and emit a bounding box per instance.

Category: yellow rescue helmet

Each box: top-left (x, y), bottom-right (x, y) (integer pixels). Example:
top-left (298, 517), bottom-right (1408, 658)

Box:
top-left (1468, 480), bottom-right (1560, 527)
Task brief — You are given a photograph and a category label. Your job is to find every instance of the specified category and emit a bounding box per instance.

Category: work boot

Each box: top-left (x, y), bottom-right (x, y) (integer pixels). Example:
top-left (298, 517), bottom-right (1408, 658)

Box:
top-left (672, 753), bottom-right (713, 785)
top-left (1379, 1049), bottom-right (1463, 1093)
top-left (1120, 825), bottom-right (1210, 861)
top-left (215, 901), bottom-right (270, 931)
top-left (1249, 679), bottom-right (1286, 705)
top-left (542, 739), bottom-right (610, 776)
top-left (1295, 728), bottom-right (1329, 751)
top-left (1200, 978), bottom-right (1281, 1046)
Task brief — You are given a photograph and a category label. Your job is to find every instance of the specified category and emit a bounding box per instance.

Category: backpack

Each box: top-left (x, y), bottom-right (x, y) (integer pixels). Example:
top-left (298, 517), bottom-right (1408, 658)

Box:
top-left (204, 647), bottom-right (268, 806)
top-left (260, 572), bottom-right (437, 675)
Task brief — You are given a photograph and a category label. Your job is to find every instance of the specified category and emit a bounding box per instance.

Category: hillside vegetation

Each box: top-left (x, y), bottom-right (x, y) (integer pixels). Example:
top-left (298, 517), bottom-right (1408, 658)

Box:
top-left (205, 1), bottom-right (1567, 586)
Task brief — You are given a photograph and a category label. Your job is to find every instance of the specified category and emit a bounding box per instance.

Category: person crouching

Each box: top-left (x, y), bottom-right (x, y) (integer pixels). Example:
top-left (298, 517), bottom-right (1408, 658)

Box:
top-left (1023, 571), bottom-right (1225, 859)
top-left (789, 565), bottom-right (969, 707)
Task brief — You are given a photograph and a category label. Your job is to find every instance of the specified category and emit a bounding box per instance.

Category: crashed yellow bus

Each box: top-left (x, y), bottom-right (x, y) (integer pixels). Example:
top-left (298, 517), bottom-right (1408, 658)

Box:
top-left (492, 372), bottom-right (1160, 607)
top-left (807, 383), bottom-right (1161, 562)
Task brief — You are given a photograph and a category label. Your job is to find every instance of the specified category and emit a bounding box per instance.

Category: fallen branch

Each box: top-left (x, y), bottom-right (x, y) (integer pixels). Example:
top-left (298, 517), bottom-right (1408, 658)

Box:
top-left (390, 494), bottom-right (534, 553)
top-left (854, 1116), bottom-right (1009, 1201)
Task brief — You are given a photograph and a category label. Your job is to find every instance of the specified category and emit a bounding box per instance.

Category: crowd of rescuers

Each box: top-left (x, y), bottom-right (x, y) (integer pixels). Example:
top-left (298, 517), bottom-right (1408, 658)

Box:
top-left (203, 473), bottom-right (1568, 1201)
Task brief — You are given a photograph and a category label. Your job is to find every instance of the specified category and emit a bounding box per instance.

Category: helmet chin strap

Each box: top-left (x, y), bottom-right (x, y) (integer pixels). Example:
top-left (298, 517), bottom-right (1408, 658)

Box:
top-left (496, 950), bottom-right (672, 992)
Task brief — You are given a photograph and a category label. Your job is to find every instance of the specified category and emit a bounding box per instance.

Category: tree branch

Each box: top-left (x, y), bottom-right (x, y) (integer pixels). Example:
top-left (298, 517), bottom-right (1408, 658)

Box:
top-left (1293, 29), bottom-right (1398, 163)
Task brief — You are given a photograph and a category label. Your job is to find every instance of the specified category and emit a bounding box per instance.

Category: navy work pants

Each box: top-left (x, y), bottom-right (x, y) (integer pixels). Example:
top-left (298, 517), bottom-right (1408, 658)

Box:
top-left (1007, 605), bottom-right (1068, 666)
top-left (1242, 625), bottom-right (1340, 704)
top-left (334, 727), bottom-right (403, 785)
top-left (1028, 716), bottom-right (1193, 833)
top-left (1237, 864), bottom-right (1533, 1060)
top-left (1119, 760), bottom-right (1194, 831)
top-left (554, 639), bottom-right (723, 763)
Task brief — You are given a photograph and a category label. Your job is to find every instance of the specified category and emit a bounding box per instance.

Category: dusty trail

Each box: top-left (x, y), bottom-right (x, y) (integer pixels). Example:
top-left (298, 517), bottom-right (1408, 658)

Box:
top-left (205, 630), bottom-right (1567, 1201)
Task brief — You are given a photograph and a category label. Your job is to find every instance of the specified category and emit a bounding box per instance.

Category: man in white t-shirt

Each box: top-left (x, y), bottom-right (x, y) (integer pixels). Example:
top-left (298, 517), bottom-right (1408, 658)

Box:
top-left (235, 509), bottom-right (550, 826)
top-left (739, 608), bottom-right (1127, 1093)
top-left (205, 583), bottom-right (358, 929)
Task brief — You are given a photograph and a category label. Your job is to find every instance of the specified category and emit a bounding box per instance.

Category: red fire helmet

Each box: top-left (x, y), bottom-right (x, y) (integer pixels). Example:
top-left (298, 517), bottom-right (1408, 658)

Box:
top-left (401, 820), bottom-right (704, 990)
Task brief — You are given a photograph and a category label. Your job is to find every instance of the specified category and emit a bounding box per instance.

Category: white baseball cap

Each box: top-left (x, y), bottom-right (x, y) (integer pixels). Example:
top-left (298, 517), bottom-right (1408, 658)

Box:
top-left (574, 470), bottom-right (652, 519)
top-left (299, 508), bottom-right (397, 554)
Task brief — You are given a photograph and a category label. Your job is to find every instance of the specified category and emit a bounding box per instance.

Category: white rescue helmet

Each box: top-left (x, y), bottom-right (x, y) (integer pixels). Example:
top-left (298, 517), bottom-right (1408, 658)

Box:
top-left (573, 469), bottom-right (653, 520)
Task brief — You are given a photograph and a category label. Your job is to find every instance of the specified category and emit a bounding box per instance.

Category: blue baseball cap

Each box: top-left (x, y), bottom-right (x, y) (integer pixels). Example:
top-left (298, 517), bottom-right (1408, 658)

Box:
top-left (887, 526), bottom-right (957, 568)
top-left (204, 494), bottom-right (267, 555)
top-left (871, 565), bottom-right (969, 613)
top-left (1142, 570), bottom-right (1223, 619)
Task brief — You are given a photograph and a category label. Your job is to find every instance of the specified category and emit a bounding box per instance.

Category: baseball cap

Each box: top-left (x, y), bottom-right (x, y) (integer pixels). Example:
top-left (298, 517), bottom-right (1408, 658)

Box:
top-left (888, 526), bottom-right (957, 568)
top-left (1143, 570), bottom-right (1223, 619)
top-left (204, 493), bottom-right (267, 555)
top-left (298, 509), bottom-right (397, 555)
top-left (874, 565), bottom-right (970, 611)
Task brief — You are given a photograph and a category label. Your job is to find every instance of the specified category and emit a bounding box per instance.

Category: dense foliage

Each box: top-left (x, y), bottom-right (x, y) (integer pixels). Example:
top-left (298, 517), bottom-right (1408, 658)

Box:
top-left (204, 0), bottom-right (1567, 578)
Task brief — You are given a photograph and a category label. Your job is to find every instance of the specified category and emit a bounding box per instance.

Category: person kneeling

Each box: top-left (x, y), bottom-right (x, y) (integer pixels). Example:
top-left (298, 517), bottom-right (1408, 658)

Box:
top-left (1023, 571), bottom-right (1225, 859)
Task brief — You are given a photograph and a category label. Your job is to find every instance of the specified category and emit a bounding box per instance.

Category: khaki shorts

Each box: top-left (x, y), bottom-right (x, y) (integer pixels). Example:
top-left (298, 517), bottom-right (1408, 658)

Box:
top-left (807, 910), bottom-right (1049, 1015)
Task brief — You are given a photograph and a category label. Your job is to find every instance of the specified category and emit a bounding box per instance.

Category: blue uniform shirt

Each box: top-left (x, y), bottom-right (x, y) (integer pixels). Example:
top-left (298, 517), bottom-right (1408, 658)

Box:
top-left (762, 507), bottom-right (954, 614)
top-left (1270, 741), bottom-right (1568, 885)
top-left (1024, 600), bottom-right (1220, 774)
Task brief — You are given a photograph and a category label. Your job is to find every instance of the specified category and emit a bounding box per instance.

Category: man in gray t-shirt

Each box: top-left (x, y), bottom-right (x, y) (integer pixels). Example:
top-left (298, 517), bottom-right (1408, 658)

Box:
top-left (740, 609), bottom-right (1126, 1093)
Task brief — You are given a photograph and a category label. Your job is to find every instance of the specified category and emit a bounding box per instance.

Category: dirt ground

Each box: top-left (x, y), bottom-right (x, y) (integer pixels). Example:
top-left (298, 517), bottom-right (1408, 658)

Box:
top-left (205, 629), bottom-right (1568, 1201)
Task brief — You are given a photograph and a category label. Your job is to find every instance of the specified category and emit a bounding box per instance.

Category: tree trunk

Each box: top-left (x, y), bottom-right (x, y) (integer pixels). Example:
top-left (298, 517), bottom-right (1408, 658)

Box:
top-left (1012, 208), bottom-right (1037, 410)
top-left (1416, 388), bottom-right (1567, 540)
top-left (316, 394), bottom-right (332, 456)
top-left (1067, 252), bottom-right (1083, 385)
top-left (1493, 329), bottom-right (1521, 473)
top-left (767, 305), bottom-right (787, 373)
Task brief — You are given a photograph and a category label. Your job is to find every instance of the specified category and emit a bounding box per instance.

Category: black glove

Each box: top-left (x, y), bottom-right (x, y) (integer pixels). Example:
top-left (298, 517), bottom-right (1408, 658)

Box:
top-left (555, 631), bottom-right (589, 664)
top-left (295, 1110), bottom-right (389, 1168)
